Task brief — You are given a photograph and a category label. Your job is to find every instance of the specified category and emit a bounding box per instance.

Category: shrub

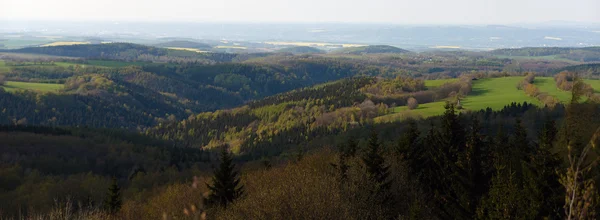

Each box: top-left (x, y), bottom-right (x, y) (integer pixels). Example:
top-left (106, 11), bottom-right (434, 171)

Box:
top-left (407, 98), bottom-right (418, 110)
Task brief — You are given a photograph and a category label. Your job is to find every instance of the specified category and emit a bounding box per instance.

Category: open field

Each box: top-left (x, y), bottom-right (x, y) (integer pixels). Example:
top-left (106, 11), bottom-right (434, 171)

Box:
top-left (0, 39), bottom-right (51, 49)
top-left (377, 77), bottom-right (539, 122)
top-left (584, 79), bottom-right (600, 93)
top-left (461, 77), bottom-right (540, 110)
top-left (41, 41), bottom-right (91, 47)
top-left (425, 78), bottom-right (458, 89)
top-left (1, 81), bottom-right (63, 93)
top-left (375, 101), bottom-right (448, 122)
top-left (0, 61), bottom-right (9, 73)
top-left (264, 41), bottom-right (367, 48)
top-left (461, 77), bottom-right (541, 110)
top-left (534, 77), bottom-right (572, 102)
top-left (215, 45), bottom-right (248, 49)
top-left (166, 47), bottom-right (209, 53)
top-left (87, 60), bottom-right (148, 67)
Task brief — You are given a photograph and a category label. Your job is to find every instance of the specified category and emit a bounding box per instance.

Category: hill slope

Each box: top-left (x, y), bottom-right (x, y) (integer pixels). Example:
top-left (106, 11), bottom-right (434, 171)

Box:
top-left (334, 45), bottom-right (410, 54)
top-left (154, 40), bottom-right (212, 50)
top-left (276, 46), bottom-right (324, 54)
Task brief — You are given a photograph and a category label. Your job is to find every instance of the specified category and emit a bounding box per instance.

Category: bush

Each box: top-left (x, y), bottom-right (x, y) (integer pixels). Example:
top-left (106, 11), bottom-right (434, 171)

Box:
top-left (407, 98), bottom-right (418, 110)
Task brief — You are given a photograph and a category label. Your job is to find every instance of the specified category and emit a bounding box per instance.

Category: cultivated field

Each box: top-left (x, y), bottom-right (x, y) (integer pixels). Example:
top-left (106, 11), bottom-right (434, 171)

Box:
top-left (41, 41), bottom-right (91, 47)
top-left (215, 46), bottom-right (248, 49)
top-left (264, 41), bottom-right (367, 48)
top-left (1, 81), bottom-right (63, 93)
top-left (166, 47), bottom-right (209, 53)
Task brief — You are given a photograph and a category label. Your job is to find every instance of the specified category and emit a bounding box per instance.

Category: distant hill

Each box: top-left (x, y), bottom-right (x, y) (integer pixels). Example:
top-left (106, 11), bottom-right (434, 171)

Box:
top-left (490, 47), bottom-right (600, 62)
top-left (333, 45), bottom-right (410, 54)
top-left (7, 43), bottom-right (168, 59)
top-left (154, 40), bottom-right (212, 50)
top-left (276, 46), bottom-right (324, 54)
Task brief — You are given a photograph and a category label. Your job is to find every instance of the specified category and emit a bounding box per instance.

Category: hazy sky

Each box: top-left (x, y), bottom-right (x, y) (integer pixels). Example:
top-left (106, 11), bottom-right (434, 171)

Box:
top-left (2, 0), bottom-right (599, 24)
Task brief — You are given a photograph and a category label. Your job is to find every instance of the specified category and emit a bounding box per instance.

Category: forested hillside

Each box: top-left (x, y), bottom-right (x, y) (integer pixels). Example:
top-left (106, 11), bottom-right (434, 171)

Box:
top-left (2, 44), bottom-right (600, 219)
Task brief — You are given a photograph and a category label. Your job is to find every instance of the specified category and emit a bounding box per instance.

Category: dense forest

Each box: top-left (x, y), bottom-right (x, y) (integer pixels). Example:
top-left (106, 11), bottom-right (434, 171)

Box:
top-left (491, 47), bottom-right (600, 62)
top-left (2, 43), bottom-right (600, 219)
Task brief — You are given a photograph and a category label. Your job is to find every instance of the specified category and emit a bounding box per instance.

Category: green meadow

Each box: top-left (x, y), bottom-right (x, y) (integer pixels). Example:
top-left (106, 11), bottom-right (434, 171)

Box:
top-left (0, 61), bottom-right (9, 73)
top-left (425, 78), bottom-right (458, 89)
top-left (584, 79), bottom-right (600, 93)
top-left (460, 77), bottom-right (540, 111)
top-left (534, 77), bottom-right (572, 102)
top-left (1, 81), bottom-right (63, 93)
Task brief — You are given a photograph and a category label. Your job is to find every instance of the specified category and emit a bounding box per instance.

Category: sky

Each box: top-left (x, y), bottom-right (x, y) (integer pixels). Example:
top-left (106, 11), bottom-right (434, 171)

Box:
top-left (1, 0), bottom-right (599, 24)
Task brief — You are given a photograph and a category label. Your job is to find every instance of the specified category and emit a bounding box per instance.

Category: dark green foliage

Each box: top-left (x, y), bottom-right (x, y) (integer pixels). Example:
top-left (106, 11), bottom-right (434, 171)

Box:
top-left (276, 46), bottom-right (324, 54)
top-left (397, 119), bottom-right (419, 157)
top-left (104, 177), bottom-right (122, 214)
top-left (206, 148), bottom-right (244, 208)
top-left (362, 131), bottom-right (391, 188)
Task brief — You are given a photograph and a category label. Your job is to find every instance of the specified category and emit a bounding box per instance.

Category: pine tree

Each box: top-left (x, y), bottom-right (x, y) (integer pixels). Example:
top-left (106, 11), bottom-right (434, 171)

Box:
top-left (460, 115), bottom-right (486, 216)
top-left (398, 119), bottom-right (420, 157)
top-left (206, 148), bottom-right (244, 208)
top-left (104, 177), bottom-right (122, 214)
top-left (332, 143), bottom-right (350, 182)
top-left (362, 130), bottom-right (390, 189)
top-left (532, 117), bottom-right (563, 218)
top-left (345, 136), bottom-right (358, 157)
top-left (361, 130), bottom-right (393, 217)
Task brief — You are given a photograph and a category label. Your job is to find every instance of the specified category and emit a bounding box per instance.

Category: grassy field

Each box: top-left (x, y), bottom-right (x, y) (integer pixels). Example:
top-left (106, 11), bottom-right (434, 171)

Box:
top-left (425, 78), bottom-right (458, 89)
top-left (534, 77), bottom-right (572, 102)
top-left (376, 77), bottom-right (539, 122)
top-left (1, 81), bottom-right (63, 93)
top-left (584, 79), bottom-right (600, 93)
top-left (375, 101), bottom-right (448, 122)
top-left (215, 46), bottom-right (248, 49)
top-left (87, 60), bottom-right (148, 67)
top-left (461, 77), bottom-right (540, 111)
top-left (0, 61), bottom-right (10, 73)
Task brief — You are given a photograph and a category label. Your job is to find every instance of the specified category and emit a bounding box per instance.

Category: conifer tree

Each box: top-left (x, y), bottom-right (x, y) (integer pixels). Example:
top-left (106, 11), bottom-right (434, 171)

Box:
top-left (206, 148), bottom-right (244, 208)
top-left (398, 119), bottom-right (420, 157)
top-left (362, 130), bottom-right (391, 189)
top-left (332, 143), bottom-right (350, 182)
top-left (532, 118), bottom-right (563, 218)
top-left (104, 177), bottom-right (122, 214)
top-left (361, 130), bottom-right (393, 217)
top-left (345, 136), bottom-right (358, 157)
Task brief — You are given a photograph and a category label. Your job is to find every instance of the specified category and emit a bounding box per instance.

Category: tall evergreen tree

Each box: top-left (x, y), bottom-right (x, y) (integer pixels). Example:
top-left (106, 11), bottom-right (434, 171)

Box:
top-left (532, 117), bottom-right (563, 218)
top-left (104, 177), bottom-right (122, 214)
top-left (362, 130), bottom-right (391, 189)
top-left (398, 119), bottom-right (420, 158)
top-left (361, 130), bottom-right (393, 217)
top-left (206, 148), bottom-right (244, 208)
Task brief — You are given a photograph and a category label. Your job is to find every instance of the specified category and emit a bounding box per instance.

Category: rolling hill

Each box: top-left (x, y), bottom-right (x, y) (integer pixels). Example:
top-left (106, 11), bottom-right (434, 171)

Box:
top-left (333, 45), bottom-right (411, 54)
top-left (154, 40), bottom-right (212, 50)
top-left (276, 46), bottom-right (325, 54)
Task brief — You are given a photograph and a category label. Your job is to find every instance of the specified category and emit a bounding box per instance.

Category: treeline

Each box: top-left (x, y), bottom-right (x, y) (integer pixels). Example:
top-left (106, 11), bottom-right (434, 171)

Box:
top-left (517, 72), bottom-right (560, 107)
top-left (369, 75), bottom-right (473, 107)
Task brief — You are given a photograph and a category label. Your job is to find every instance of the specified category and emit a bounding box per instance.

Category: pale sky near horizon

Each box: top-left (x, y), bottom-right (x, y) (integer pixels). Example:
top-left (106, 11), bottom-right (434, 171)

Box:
top-left (1, 0), bottom-right (599, 24)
